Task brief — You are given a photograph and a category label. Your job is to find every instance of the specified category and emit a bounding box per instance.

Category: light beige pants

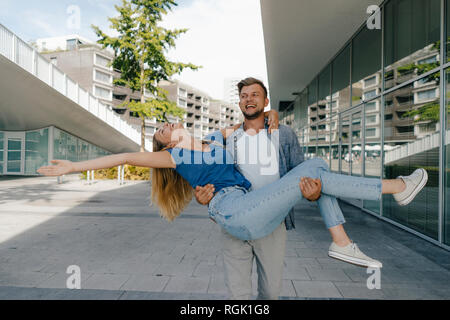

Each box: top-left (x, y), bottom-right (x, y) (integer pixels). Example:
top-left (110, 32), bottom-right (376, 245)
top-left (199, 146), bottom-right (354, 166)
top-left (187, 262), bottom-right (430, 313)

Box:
top-left (221, 222), bottom-right (287, 300)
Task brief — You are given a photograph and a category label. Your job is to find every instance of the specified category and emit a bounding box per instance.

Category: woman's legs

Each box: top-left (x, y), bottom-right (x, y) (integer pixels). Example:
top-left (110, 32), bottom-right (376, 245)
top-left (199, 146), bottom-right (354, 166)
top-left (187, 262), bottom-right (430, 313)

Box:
top-left (211, 158), bottom-right (380, 240)
top-left (382, 179), bottom-right (406, 194)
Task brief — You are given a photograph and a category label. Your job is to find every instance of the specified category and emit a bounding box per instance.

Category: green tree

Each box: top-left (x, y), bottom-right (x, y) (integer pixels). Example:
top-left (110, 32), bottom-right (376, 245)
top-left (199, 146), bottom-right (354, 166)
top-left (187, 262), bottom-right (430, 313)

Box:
top-left (92, 0), bottom-right (200, 152)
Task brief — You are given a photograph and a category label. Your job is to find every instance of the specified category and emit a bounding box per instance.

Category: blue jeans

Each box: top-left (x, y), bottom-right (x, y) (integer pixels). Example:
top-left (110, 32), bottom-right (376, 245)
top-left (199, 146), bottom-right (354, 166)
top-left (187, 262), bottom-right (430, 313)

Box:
top-left (208, 158), bottom-right (382, 241)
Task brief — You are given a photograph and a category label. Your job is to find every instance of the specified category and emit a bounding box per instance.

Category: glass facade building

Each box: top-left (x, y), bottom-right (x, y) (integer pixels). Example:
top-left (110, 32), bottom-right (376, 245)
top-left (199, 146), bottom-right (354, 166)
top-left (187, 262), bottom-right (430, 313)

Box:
top-left (0, 127), bottom-right (110, 176)
top-left (280, 0), bottom-right (450, 249)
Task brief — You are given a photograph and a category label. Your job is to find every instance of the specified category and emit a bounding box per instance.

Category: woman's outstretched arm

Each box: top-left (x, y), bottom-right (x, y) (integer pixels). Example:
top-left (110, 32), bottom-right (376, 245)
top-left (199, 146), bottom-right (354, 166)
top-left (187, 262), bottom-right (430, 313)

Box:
top-left (37, 151), bottom-right (175, 176)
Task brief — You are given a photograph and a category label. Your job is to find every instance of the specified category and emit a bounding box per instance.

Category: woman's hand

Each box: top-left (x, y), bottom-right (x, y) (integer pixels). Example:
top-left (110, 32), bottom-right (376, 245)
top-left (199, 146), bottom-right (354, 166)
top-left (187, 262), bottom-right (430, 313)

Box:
top-left (37, 160), bottom-right (74, 177)
top-left (265, 109), bottom-right (279, 134)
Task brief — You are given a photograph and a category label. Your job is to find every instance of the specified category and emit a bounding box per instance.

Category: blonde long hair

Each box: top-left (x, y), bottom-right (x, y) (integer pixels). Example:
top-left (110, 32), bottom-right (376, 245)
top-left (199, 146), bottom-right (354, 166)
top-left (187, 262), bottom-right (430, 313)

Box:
top-left (151, 136), bottom-right (193, 222)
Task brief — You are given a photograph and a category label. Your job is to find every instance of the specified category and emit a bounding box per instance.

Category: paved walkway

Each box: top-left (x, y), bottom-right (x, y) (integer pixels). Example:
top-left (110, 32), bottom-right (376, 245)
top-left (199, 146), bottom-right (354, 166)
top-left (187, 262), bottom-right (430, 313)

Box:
top-left (0, 175), bottom-right (449, 300)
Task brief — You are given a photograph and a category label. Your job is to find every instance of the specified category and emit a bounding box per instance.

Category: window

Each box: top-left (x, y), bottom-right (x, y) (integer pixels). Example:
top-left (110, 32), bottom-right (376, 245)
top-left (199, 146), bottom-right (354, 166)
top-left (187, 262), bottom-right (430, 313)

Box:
top-left (366, 128), bottom-right (377, 137)
top-left (384, 0), bottom-right (440, 89)
top-left (308, 78), bottom-right (317, 106)
top-left (352, 24), bottom-right (381, 104)
top-left (94, 85), bottom-right (112, 100)
top-left (366, 115), bottom-right (377, 124)
top-left (332, 45), bottom-right (351, 111)
top-left (50, 57), bottom-right (58, 66)
top-left (364, 89), bottom-right (377, 100)
top-left (366, 102), bottom-right (377, 112)
top-left (417, 89), bottom-right (436, 102)
top-left (94, 69), bottom-right (112, 84)
top-left (95, 53), bottom-right (112, 69)
top-left (318, 65), bottom-right (331, 101)
top-left (418, 56), bottom-right (438, 65)
top-left (364, 76), bottom-right (377, 88)
top-left (179, 88), bottom-right (187, 97)
top-left (178, 98), bottom-right (187, 107)
top-left (66, 39), bottom-right (78, 50)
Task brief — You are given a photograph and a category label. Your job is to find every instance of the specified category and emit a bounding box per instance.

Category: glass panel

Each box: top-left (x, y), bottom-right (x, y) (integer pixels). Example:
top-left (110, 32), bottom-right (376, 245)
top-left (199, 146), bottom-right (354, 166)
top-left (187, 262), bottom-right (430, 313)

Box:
top-left (384, 0), bottom-right (440, 90)
top-left (53, 128), bottom-right (68, 160)
top-left (332, 45), bottom-right (351, 112)
top-left (308, 78), bottom-right (317, 106)
top-left (340, 115), bottom-right (350, 174)
top-left (364, 98), bottom-right (382, 214)
top-left (7, 139), bottom-right (21, 173)
top-left (383, 75), bottom-right (439, 240)
top-left (317, 120), bottom-right (329, 166)
top-left (8, 140), bottom-right (21, 150)
top-left (352, 23), bottom-right (382, 105)
top-left (447, 0), bottom-right (450, 63)
top-left (25, 129), bottom-right (49, 175)
top-left (445, 68), bottom-right (450, 245)
top-left (318, 65), bottom-right (331, 102)
top-left (351, 110), bottom-right (362, 176)
top-left (307, 125), bottom-right (318, 159)
top-left (307, 80), bottom-right (318, 160)
top-left (0, 132), bottom-right (3, 174)
top-left (330, 115), bottom-right (339, 172)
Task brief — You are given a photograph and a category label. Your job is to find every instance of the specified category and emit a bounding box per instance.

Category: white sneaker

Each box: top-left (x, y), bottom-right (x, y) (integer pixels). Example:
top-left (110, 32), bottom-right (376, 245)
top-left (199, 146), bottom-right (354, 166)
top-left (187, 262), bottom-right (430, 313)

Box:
top-left (393, 168), bottom-right (428, 206)
top-left (328, 242), bottom-right (382, 268)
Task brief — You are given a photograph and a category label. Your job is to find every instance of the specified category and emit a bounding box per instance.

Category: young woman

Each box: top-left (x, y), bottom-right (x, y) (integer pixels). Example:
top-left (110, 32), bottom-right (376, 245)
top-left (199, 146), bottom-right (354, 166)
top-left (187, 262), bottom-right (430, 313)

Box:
top-left (37, 122), bottom-right (428, 268)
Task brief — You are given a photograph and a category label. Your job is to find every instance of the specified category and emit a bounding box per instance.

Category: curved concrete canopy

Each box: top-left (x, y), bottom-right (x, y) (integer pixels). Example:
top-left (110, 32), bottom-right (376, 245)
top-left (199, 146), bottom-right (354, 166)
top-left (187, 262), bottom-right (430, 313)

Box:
top-left (260, 0), bottom-right (383, 110)
top-left (0, 55), bottom-right (141, 154)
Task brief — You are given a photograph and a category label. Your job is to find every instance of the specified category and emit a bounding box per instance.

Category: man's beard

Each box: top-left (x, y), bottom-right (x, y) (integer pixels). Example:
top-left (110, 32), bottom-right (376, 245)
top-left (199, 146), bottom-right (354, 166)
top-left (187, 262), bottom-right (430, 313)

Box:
top-left (242, 108), bottom-right (264, 120)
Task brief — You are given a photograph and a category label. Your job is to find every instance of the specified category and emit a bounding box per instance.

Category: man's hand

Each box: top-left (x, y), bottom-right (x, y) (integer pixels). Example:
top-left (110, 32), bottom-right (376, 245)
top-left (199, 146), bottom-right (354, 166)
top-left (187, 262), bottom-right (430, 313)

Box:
top-left (299, 177), bottom-right (322, 201)
top-left (194, 184), bottom-right (215, 205)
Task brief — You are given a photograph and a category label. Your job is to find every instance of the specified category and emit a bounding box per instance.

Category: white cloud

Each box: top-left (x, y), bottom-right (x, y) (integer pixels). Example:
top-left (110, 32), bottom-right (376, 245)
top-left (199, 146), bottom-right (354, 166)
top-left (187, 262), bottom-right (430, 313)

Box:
top-left (23, 10), bottom-right (60, 37)
top-left (160, 0), bottom-right (268, 101)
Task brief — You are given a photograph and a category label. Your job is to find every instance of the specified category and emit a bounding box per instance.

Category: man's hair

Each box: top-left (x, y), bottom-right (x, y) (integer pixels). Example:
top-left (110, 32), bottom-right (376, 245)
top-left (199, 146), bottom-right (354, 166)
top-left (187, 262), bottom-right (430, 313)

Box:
top-left (237, 77), bottom-right (268, 98)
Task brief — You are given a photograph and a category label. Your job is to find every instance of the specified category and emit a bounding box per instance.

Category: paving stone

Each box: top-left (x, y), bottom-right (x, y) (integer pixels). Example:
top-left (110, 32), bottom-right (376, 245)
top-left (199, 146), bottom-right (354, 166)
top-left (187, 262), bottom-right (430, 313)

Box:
top-left (163, 276), bottom-right (210, 294)
top-left (82, 273), bottom-right (131, 291)
top-left (282, 266), bottom-right (311, 281)
top-left (333, 282), bottom-right (386, 300)
top-left (0, 271), bottom-right (54, 288)
top-left (120, 275), bottom-right (170, 292)
top-left (280, 280), bottom-right (297, 297)
top-left (305, 268), bottom-right (352, 281)
top-left (292, 280), bottom-right (343, 299)
top-left (207, 274), bottom-right (227, 295)
top-left (1, 177), bottom-right (450, 300)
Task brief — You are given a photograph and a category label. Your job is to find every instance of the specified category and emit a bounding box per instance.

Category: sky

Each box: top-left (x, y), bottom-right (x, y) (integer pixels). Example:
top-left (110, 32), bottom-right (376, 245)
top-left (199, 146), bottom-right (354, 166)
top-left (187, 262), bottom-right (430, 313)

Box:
top-left (0, 0), bottom-right (269, 101)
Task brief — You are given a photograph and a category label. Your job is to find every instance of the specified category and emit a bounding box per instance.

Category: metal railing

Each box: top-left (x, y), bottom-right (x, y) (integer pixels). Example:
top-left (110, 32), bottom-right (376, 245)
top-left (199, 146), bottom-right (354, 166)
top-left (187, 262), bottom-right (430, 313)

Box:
top-left (0, 23), bottom-right (152, 151)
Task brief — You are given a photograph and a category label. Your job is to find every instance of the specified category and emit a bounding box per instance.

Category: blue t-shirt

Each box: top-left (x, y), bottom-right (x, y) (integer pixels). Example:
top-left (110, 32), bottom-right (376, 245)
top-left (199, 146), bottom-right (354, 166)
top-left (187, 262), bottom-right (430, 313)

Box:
top-left (166, 143), bottom-right (251, 193)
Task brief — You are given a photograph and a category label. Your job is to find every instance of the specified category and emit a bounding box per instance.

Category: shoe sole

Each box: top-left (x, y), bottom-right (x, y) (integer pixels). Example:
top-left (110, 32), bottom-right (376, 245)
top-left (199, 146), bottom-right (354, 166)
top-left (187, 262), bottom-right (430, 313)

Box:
top-left (397, 169), bottom-right (428, 206)
top-left (328, 251), bottom-right (382, 268)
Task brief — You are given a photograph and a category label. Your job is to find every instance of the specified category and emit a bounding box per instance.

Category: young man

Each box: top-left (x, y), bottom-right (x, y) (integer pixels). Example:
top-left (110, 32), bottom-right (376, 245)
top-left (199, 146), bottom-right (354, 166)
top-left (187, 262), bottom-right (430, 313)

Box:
top-left (195, 77), bottom-right (317, 300)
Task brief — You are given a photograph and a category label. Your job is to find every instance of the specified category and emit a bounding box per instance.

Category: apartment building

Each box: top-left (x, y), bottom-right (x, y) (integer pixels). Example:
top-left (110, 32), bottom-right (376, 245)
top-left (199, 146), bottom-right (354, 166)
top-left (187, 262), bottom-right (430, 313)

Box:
top-left (159, 79), bottom-right (243, 139)
top-left (223, 77), bottom-right (241, 106)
